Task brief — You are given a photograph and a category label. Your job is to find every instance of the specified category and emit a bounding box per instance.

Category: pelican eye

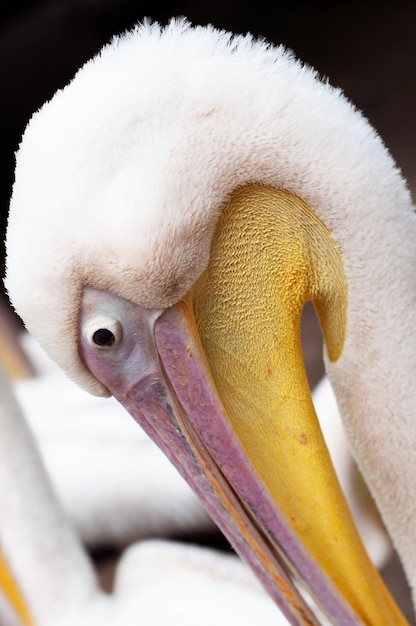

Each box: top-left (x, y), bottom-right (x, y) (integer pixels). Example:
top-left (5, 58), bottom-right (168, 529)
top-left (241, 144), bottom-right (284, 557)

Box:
top-left (84, 316), bottom-right (123, 349)
top-left (93, 328), bottom-right (115, 346)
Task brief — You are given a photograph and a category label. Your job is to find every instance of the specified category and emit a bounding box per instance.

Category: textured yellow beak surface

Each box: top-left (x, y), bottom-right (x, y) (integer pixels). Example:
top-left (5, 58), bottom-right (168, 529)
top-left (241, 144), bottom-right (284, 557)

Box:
top-left (192, 185), bottom-right (407, 625)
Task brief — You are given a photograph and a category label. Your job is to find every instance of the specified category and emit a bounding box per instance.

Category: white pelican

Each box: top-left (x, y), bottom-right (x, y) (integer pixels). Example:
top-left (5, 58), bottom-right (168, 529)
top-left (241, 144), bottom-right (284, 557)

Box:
top-left (0, 359), bottom-right (98, 626)
top-left (5, 18), bottom-right (416, 625)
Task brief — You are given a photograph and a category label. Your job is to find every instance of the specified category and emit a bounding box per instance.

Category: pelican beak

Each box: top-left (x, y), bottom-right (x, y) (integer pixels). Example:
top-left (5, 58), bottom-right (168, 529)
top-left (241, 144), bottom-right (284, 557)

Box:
top-left (0, 554), bottom-right (34, 626)
top-left (79, 186), bottom-right (407, 626)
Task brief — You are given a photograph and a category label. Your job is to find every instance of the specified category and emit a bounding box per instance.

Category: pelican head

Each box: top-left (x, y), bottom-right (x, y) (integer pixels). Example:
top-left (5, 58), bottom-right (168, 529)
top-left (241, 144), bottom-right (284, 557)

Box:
top-left (5, 19), bottom-right (416, 625)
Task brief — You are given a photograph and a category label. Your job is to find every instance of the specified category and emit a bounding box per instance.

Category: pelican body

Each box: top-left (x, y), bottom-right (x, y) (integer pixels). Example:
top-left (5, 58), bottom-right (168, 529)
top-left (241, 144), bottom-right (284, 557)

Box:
top-left (5, 19), bottom-right (416, 625)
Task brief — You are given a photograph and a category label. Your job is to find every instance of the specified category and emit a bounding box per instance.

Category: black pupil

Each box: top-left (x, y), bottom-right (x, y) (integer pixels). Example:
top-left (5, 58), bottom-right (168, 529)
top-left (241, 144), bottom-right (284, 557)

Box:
top-left (93, 328), bottom-right (115, 346)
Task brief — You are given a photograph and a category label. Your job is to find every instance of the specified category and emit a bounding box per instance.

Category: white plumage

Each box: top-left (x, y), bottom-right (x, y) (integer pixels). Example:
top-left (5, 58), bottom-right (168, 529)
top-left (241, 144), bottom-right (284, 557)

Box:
top-left (5, 18), bottom-right (416, 623)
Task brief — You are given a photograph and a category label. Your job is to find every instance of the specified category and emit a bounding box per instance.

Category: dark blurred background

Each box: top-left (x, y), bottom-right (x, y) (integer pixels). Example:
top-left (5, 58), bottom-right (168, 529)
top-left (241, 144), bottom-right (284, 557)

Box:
top-left (1, 1), bottom-right (416, 621)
